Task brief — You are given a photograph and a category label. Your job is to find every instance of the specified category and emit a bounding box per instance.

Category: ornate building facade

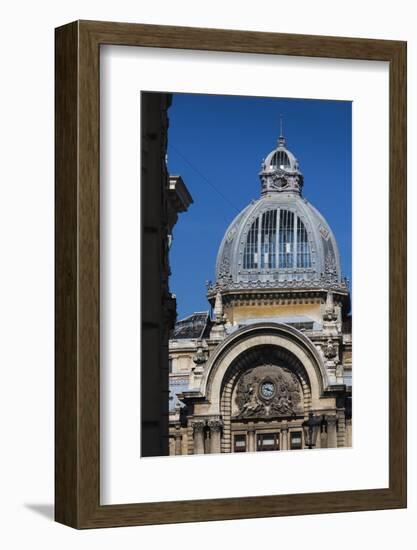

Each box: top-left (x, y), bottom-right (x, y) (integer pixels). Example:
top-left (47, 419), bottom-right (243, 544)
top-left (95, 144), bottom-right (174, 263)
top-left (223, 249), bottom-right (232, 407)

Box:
top-left (168, 132), bottom-right (352, 455)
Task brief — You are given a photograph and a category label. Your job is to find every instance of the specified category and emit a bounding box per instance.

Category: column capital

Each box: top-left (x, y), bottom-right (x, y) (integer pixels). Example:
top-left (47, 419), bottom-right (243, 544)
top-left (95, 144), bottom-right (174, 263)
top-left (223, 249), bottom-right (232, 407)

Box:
top-left (192, 419), bottom-right (206, 434)
top-left (208, 419), bottom-right (223, 433)
top-left (326, 414), bottom-right (338, 426)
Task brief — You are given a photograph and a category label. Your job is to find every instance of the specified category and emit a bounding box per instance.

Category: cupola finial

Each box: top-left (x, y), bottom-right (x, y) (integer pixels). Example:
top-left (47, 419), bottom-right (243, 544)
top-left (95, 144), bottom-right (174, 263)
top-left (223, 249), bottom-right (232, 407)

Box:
top-left (278, 114), bottom-right (286, 147)
top-left (259, 121), bottom-right (303, 195)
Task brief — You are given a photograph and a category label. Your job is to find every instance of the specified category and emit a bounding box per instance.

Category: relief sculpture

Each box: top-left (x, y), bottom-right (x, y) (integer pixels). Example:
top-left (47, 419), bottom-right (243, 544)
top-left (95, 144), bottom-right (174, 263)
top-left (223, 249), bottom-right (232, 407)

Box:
top-left (235, 365), bottom-right (302, 419)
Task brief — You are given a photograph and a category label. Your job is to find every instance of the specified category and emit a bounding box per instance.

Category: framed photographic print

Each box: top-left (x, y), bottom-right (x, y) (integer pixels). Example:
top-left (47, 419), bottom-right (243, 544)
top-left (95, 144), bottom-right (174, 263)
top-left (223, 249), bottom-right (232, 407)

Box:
top-left (55, 20), bottom-right (406, 528)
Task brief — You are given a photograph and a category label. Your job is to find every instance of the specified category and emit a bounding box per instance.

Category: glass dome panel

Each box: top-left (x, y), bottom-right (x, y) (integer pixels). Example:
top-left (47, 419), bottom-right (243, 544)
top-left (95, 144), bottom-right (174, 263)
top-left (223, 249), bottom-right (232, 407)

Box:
top-left (243, 209), bottom-right (312, 271)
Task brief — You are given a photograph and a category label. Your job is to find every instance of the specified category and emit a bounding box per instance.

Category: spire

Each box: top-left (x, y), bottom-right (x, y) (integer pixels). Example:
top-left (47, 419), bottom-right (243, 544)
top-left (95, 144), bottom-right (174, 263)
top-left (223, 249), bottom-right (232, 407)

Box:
top-left (278, 114), bottom-right (286, 147)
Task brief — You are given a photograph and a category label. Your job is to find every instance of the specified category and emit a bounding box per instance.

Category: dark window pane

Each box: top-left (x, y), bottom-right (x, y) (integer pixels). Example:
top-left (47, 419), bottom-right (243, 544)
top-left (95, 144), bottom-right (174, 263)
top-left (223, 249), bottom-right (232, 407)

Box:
top-left (290, 431), bottom-right (302, 450)
top-left (234, 435), bottom-right (247, 452)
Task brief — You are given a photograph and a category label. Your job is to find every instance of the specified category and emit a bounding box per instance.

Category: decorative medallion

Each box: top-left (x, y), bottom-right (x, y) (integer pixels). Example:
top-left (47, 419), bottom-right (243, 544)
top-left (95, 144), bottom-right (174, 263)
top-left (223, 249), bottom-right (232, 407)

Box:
top-left (226, 226), bottom-right (237, 243)
top-left (234, 365), bottom-right (302, 419)
top-left (319, 224), bottom-right (330, 240)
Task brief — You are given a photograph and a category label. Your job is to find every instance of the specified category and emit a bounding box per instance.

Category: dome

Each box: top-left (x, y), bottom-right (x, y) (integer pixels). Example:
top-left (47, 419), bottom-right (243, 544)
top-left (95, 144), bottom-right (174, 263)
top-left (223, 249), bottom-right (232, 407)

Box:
top-left (259, 135), bottom-right (304, 195)
top-left (209, 135), bottom-right (346, 294)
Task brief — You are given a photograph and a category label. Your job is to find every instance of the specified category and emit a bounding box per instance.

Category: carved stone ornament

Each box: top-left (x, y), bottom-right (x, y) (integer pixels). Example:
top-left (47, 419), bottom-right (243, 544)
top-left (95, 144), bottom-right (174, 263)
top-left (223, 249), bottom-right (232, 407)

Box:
top-left (323, 253), bottom-right (338, 285)
top-left (323, 289), bottom-right (338, 322)
top-left (319, 224), bottom-right (330, 240)
top-left (192, 420), bottom-right (206, 433)
top-left (226, 226), bottom-right (237, 243)
top-left (193, 340), bottom-right (208, 364)
top-left (193, 350), bottom-right (207, 365)
top-left (218, 256), bottom-right (231, 278)
top-left (206, 274), bottom-right (348, 296)
top-left (213, 291), bottom-right (225, 325)
top-left (234, 365), bottom-right (302, 419)
top-left (259, 169), bottom-right (304, 195)
top-left (324, 338), bottom-right (337, 359)
top-left (208, 419), bottom-right (223, 433)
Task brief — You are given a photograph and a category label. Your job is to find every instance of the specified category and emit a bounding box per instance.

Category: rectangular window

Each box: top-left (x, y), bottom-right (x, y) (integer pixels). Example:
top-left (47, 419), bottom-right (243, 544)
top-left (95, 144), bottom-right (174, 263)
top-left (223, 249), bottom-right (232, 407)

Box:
top-left (296, 217), bottom-right (312, 268)
top-left (257, 433), bottom-right (279, 451)
top-left (243, 217), bottom-right (259, 269)
top-left (290, 431), bottom-right (302, 450)
top-left (234, 434), bottom-right (247, 452)
top-left (279, 210), bottom-right (294, 268)
top-left (260, 209), bottom-right (277, 269)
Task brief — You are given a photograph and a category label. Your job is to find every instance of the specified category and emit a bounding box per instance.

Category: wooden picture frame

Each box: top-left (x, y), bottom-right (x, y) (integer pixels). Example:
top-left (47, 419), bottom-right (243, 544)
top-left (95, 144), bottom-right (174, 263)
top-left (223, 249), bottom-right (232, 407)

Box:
top-left (55, 20), bottom-right (407, 528)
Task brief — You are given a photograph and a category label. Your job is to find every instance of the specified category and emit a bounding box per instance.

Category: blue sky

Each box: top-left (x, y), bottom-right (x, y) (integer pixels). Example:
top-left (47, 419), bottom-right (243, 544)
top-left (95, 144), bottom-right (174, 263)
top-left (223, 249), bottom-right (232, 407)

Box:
top-left (167, 94), bottom-right (352, 319)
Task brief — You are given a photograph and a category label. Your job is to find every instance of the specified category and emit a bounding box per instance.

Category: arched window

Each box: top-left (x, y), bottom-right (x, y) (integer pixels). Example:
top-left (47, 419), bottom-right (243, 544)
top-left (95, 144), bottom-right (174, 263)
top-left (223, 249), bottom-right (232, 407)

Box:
top-left (243, 209), bottom-right (312, 270)
top-left (271, 150), bottom-right (291, 170)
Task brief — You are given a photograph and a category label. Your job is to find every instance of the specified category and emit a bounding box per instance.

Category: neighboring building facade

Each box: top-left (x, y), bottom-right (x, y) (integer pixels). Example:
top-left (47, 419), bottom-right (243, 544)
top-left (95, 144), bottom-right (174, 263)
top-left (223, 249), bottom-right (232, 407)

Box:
top-left (141, 92), bottom-right (193, 457)
top-left (168, 132), bottom-right (352, 455)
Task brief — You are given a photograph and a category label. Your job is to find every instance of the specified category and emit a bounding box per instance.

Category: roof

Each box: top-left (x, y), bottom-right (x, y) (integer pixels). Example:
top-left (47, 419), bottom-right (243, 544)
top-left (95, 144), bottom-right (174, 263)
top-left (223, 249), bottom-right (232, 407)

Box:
top-left (214, 193), bottom-right (342, 290)
top-left (170, 311), bottom-right (210, 340)
top-left (209, 135), bottom-right (346, 295)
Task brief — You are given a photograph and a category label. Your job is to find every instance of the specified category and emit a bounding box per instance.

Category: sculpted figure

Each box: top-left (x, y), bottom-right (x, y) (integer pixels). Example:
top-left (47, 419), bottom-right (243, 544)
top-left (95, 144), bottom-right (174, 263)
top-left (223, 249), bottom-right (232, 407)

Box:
top-left (238, 384), bottom-right (263, 417)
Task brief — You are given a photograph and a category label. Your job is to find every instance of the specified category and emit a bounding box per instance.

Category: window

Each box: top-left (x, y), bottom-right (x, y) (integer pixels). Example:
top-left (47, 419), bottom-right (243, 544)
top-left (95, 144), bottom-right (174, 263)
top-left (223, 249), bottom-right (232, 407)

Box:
top-left (296, 217), bottom-right (311, 268)
top-left (279, 209), bottom-right (294, 268)
top-left (271, 150), bottom-right (291, 170)
top-left (243, 209), bottom-right (312, 270)
top-left (260, 209), bottom-right (277, 269)
top-left (290, 431), bottom-right (302, 450)
top-left (243, 217), bottom-right (259, 269)
top-left (257, 433), bottom-right (279, 451)
top-left (234, 434), bottom-right (247, 453)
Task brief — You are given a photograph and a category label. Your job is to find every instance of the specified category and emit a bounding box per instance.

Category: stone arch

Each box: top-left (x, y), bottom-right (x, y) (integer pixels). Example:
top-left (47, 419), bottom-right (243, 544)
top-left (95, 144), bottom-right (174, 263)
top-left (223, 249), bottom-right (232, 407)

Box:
top-left (219, 344), bottom-right (312, 453)
top-left (200, 323), bottom-right (329, 418)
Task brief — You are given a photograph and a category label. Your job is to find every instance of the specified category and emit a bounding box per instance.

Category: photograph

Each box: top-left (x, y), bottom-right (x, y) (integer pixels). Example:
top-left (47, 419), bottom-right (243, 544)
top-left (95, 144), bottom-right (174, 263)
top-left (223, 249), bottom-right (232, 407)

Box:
top-left (51, 17), bottom-right (406, 531)
top-left (143, 92), bottom-right (352, 456)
